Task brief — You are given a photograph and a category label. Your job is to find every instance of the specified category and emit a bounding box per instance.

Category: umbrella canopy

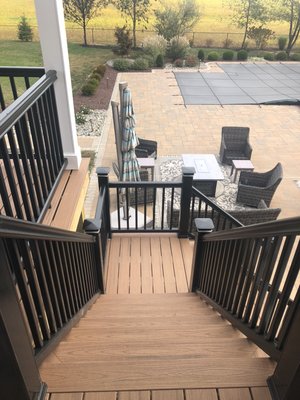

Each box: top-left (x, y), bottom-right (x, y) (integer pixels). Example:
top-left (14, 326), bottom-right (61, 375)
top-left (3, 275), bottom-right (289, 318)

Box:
top-left (121, 87), bottom-right (140, 182)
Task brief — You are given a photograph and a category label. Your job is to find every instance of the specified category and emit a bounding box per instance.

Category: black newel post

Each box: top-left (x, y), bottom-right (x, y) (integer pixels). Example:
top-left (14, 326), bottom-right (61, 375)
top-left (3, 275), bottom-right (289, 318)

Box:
top-left (268, 294), bottom-right (300, 400)
top-left (190, 218), bottom-right (214, 292)
top-left (178, 167), bottom-right (195, 238)
top-left (97, 167), bottom-right (111, 239)
top-left (0, 240), bottom-right (47, 400)
top-left (83, 167), bottom-right (111, 293)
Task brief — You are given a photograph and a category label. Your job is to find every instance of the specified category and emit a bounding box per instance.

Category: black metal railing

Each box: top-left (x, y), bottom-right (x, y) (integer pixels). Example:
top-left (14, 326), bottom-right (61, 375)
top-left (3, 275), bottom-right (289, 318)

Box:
top-left (189, 187), bottom-right (243, 232)
top-left (191, 216), bottom-right (300, 362)
top-left (0, 215), bottom-right (103, 364)
top-left (93, 167), bottom-right (243, 237)
top-left (0, 69), bottom-right (66, 222)
top-left (0, 67), bottom-right (45, 110)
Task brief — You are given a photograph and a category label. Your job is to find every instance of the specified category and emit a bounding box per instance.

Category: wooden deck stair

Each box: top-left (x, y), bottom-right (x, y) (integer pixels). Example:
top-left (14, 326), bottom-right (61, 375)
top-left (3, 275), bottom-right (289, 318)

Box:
top-left (41, 292), bottom-right (275, 395)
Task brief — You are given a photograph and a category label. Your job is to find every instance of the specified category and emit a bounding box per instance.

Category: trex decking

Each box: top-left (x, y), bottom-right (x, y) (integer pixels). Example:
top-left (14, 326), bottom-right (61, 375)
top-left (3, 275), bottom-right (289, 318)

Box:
top-left (41, 235), bottom-right (275, 399)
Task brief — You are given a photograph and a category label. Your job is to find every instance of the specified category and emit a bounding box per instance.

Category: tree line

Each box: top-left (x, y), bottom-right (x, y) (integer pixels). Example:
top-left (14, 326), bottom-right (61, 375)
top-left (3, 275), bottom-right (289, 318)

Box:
top-left (63, 0), bottom-right (300, 54)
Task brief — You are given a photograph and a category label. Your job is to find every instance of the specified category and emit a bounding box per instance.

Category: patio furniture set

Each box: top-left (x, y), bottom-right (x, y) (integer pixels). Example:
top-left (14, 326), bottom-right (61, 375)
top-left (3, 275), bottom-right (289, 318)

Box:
top-left (135, 126), bottom-right (282, 226)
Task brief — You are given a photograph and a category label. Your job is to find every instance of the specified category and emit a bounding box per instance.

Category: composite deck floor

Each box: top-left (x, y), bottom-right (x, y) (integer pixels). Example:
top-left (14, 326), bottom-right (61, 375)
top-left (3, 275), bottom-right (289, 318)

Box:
top-left (42, 235), bottom-right (275, 399)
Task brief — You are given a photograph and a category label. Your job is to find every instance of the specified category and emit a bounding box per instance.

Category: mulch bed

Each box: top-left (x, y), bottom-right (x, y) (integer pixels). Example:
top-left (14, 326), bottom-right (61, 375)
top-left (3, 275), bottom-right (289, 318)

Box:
top-left (73, 66), bottom-right (118, 112)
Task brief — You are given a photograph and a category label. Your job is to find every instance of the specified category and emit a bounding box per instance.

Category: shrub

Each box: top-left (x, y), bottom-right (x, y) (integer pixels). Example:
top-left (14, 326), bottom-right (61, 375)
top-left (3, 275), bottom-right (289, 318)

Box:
top-left (197, 49), bottom-right (205, 61)
top-left (222, 50), bottom-right (234, 61)
top-left (263, 52), bottom-right (275, 61)
top-left (114, 26), bottom-right (132, 56)
top-left (174, 59), bottom-right (184, 67)
top-left (156, 54), bottom-right (164, 68)
top-left (237, 49), bottom-right (248, 61)
top-left (207, 51), bottom-right (219, 61)
top-left (75, 106), bottom-right (92, 125)
top-left (81, 82), bottom-right (97, 96)
top-left (142, 35), bottom-right (168, 58)
top-left (185, 55), bottom-right (197, 67)
top-left (278, 36), bottom-right (287, 51)
top-left (247, 25), bottom-right (275, 49)
top-left (90, 72), bottom-right (102, 81)
top-left (275, 51), bottom-right (288, 61)
top-left (142, 54), bottom-right (155, 68)
top-left (17, 15), bottom-right (33, 42)
top-left (131, 57), bottom-right (149, 71)
top-left (290, 53), bottom-right (300, 61)
top-left (113, 59), bottom-right (131, 71)
top-left (167, 37), bottom-right (190, 61)
top-left (94, 64), bottom-right (106, 76)
top-left (205, 38), bottom-right (214, 48)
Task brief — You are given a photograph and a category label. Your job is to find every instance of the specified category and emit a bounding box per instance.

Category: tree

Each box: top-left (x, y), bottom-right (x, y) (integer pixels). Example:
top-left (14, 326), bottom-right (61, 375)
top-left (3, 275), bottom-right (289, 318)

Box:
top-left (63, 0), bottom-right (108, 46)
top-left (113, 0), bottom-right (151, 48)
top-left (17, 15), bottom-right (33, 42)
top-left (274, 0), bottom-right (300, 55)
top-left (228, 0), bottom-right (271, 49)
top-left (154, 0), bottom-right (200, 42)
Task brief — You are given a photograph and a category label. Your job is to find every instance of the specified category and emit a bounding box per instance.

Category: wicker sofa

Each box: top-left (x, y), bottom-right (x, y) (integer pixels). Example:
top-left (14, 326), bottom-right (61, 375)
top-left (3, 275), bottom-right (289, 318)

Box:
top-left (219, 126), bottom-right (252, 165)
top-left (236, 163), bottom-right (283, 207)
top-left (167, 199), bottom-right (281, 231)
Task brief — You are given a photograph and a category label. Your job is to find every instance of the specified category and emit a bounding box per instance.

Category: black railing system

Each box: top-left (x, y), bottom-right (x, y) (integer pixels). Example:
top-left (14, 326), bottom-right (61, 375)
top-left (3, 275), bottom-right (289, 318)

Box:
top-left (94, 167), bottom-right (242, 236)
top-left (84, 168), bottom-right (111, 287)
top-left (0, 68), bottom-right (66, 222)
top-left (0, 216), bottom-right (103, 365)
top-left (189, 186), bottom-right (243, 232)
top-left (0, 67), bottom-right (45, 110)
top-left (191, 216), bottom-right (300, 364)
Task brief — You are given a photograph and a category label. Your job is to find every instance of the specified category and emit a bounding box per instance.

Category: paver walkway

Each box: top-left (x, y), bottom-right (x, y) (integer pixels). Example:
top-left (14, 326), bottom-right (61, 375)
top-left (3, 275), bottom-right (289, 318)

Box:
top-left (84, 67), bottom-right (300, 220)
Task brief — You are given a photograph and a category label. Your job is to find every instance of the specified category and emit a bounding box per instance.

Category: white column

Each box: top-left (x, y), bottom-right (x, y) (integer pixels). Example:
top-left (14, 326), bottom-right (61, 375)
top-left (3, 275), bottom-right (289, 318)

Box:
top-left (34, 0), bottom-right (81, 170)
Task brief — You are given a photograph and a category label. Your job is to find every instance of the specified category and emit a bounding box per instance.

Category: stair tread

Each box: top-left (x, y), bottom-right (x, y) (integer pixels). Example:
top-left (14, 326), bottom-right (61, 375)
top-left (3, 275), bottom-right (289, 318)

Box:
top-left (41, 357), bottom-right (275, 392)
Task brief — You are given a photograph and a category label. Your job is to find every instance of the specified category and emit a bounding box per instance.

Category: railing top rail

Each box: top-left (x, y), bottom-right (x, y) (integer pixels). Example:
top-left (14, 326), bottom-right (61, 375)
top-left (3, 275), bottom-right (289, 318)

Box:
top-left (0, 70), bottom-right (57, 137)
top-left (109, 180), bottom-right (182, 188)
top-left (192, 186), bottom-right (243, 227)
top-left (0, 216), bottom-right (94, 243)
top-left (0, 66), bottom-right (45, 77)
top-left (199, 216), bottom-right (300, 242)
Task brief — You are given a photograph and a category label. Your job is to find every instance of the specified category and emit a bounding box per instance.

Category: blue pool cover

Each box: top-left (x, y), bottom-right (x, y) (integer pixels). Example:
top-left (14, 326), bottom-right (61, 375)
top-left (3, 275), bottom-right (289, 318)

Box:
top-left (174, 62), bottom-right (300, 105)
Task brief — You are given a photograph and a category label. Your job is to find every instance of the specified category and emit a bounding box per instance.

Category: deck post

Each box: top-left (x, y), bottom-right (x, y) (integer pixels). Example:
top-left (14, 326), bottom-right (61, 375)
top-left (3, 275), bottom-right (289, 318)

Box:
top-left (268, 294), bottom-right (300, 400)
top-left (34, 0), bottom-right (81, 169)
top-left (190, 218), bottom-right (214, 292)
top-left (97, 167), bottom-right (112, 239)
top-left (178, 167), bottom-right (195, 238)
top-left (0, 240), bottom-right (47, 400)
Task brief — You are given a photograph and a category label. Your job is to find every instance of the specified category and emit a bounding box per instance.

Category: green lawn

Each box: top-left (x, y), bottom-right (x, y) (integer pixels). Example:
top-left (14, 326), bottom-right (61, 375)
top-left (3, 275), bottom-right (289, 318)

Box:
top-left (0, 40), bottom-right (119, 97)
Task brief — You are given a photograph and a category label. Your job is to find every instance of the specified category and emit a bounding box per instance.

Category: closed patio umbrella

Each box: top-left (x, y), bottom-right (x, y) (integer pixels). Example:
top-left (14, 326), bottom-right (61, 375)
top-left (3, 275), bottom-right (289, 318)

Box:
top-left (121, 87), bottom-right (140, 182)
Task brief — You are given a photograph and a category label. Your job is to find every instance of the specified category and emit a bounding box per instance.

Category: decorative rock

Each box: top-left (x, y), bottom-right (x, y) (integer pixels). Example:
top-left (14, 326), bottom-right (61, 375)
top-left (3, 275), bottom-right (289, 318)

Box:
top-left (76, 110), bottom-right (107, 137)
top-left (158, 156), bottom-right (249, 211)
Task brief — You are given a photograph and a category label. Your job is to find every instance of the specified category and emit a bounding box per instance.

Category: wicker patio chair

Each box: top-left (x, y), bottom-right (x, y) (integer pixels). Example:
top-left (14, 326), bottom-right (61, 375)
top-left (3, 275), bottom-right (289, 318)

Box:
top-left (136, 137), bottom-right (158, 159)
top-left (219, 126), bottom-right (252, 165)
top-left (236, 162), bottom-right (283, 207)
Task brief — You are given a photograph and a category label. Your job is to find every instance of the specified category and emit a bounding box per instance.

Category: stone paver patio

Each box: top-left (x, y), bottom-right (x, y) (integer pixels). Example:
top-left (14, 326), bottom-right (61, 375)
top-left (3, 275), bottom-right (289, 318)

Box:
top-left (82, 67), bottom-right (300, 220)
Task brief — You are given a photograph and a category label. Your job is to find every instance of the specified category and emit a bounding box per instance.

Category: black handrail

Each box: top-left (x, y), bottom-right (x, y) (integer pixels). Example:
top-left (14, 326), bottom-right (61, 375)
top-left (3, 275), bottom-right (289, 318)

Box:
top-left (191, 216), bottom-right (300, 362)
top-left (190, 186), bottom-right (243, 231)
top-left (0, 70), bottom-right (57, 136)
top-left (0, 69), bottom-right (66, 223)
top-left (0, 215), bottom-right (103, 364)
top-left (0, 67), bottom-right (45, 112)
top-left (0, 66), bottom-right (45, 77)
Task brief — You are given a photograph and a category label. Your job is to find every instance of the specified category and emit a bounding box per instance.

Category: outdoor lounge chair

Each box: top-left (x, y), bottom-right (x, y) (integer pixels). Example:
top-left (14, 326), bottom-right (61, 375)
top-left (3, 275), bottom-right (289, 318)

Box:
top-left (136, 137), bottom-right (158, 159)
top-left (219, 126), bottom-right (252, 165)
top-left (236, 162), bottom-right (283, 207)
